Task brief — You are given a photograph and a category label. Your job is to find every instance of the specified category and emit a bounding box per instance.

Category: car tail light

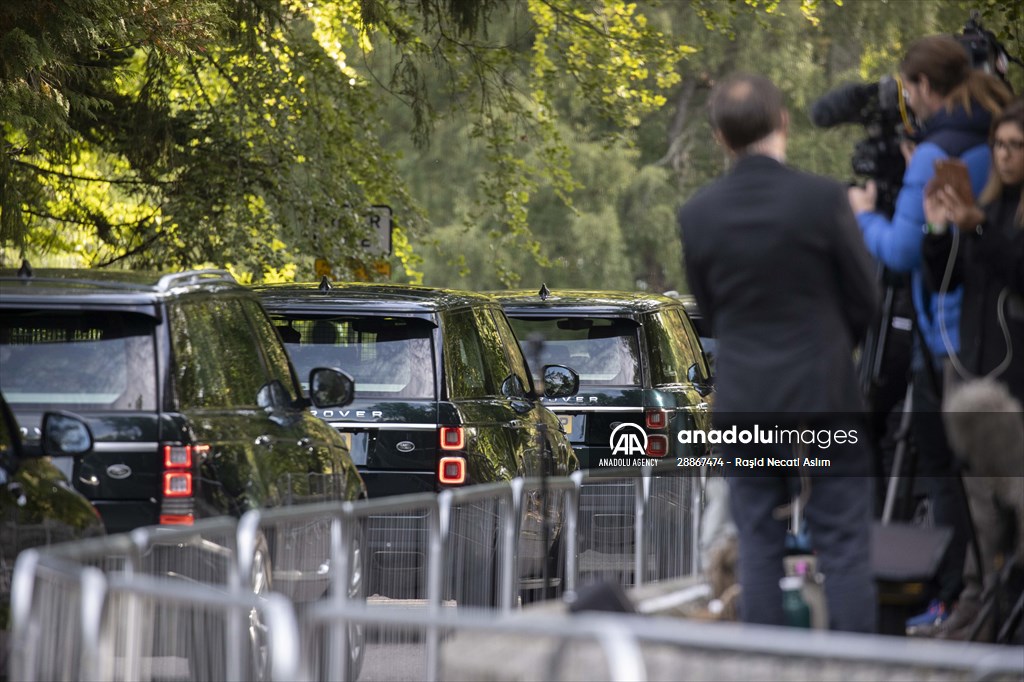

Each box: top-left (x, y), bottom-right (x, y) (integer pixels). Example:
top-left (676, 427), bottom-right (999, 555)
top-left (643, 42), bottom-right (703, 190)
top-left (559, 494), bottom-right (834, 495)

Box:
top-left (163, 471), bottom-right (193, 497)
top-left (160, 442), bottom-right (203, 522)
top-left (646, 435), bottom-right (669, 457)
top-left (438, 456), bottom-right (466, 485)
top-left (646, 409), bottom-right (668, 430)
top-left (163, 444), bottom-right (192, 468)
top-left (159, 514), bottom-right (194, 526)
top-left (439, 426), bottom-right (465, 450)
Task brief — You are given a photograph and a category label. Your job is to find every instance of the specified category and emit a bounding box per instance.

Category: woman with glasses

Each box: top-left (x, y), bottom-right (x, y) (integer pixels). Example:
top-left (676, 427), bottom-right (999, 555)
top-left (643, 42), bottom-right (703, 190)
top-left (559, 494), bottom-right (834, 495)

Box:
top-left (922, 97), bottom-right (1024, 642)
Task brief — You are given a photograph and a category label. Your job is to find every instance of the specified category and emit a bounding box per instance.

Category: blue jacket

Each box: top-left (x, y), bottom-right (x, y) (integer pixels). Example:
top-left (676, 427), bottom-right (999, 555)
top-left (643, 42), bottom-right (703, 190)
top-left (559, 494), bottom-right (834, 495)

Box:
top-left (856, 103), bottom-right (993, 358)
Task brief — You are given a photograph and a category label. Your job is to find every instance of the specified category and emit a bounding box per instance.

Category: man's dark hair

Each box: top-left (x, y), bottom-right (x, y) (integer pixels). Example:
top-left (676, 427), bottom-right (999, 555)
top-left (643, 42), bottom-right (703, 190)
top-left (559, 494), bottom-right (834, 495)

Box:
top-left (709, 74), bottom-right (785, 152)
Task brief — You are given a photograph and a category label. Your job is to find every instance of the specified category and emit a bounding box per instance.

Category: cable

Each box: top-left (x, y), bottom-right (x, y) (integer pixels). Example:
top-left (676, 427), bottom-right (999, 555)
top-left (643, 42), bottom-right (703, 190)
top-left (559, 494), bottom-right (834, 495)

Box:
top-left (937, 226), bottom-right (1014, 381)
top-left (895, 75), bottom-right (915, 137)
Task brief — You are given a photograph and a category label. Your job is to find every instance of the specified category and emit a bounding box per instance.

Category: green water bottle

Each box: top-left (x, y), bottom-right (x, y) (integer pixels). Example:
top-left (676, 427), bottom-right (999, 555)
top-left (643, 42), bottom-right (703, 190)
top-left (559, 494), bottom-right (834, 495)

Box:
top-left (780, 576), bottom-right (811, 629)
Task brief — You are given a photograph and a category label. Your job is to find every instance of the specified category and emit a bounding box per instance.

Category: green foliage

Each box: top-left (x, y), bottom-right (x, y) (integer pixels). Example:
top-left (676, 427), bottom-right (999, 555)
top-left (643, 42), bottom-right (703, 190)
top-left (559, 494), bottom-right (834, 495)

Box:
top-left (1, 0), bottom-right (419, 277)
top-left (2, 0), bottom-right (1021, 292)
top-left (0, 0), bottom-right (223, 251)
top-left (407, 0), bottom-right (1023, 295)
top-left (1, 0), bottom-right (689, 283)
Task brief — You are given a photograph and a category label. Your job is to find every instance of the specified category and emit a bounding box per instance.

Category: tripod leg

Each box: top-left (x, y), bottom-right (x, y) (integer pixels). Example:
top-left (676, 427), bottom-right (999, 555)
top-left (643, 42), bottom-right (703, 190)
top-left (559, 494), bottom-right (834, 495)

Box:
top-left (882, 383), bottom-right (914, 525)
top-left (997, 588), bottom-right (1023, 644)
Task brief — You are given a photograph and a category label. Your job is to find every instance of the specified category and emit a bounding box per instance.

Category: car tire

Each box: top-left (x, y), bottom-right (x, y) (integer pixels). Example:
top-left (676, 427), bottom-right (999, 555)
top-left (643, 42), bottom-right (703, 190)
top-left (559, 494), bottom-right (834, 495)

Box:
top-left (184, 532), bottom-right (272, 681)
top-left (449, 506), bottom-right (502, 608)
top-left (304, 522), bottom-right (366, 681)
top-left (520, 532), bottom-right (565, 605)
top-left (248, 532), bottom-right (273, 681)
top-left (345, 525), bottom-right (366, 681)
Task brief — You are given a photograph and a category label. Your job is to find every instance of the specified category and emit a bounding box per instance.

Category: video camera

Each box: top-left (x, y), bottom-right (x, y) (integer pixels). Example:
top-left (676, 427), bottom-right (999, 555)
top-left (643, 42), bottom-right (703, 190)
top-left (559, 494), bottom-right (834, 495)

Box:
top-left (810, 76), bottom-right (911, 217)
top-left (810, 12), bottom-right (1014, 217)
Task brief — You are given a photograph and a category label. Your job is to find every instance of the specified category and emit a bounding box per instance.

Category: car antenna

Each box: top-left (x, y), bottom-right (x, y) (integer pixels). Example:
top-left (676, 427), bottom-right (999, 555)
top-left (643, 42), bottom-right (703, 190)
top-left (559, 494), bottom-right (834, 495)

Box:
top-left (538, 282), bottom-right (550, 301)
top-left (318, 275), bottom-right (333, 292)
top-left (17, 258), bottom-right (33, 279)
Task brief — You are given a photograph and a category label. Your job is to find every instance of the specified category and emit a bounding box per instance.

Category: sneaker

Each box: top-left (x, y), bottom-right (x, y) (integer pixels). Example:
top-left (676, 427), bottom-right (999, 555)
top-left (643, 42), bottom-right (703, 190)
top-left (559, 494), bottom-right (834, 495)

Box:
top-left (906, 599), bottom-right (949, 636)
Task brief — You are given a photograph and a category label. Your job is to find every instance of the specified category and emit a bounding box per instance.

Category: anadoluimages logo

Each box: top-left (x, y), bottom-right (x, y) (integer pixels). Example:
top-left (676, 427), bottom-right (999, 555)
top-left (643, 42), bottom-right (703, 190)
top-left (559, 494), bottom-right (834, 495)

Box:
top-left (609, 422), bottom-right (647, 456)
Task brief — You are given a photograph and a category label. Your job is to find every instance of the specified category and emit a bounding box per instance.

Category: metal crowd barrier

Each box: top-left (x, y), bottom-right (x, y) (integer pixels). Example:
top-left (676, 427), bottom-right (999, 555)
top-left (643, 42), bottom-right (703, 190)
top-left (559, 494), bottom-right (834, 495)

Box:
top-left (302, 603), bottom-right (1024, 682)
top-left (577, 468), bottom-right (704, 588)
top-left (236, 478), bottom-right (588, 681)
top-left (10, 550), bottom-right (298, 682)
top-left (301, 601), bottom-right (649, 682)
top-left (10, 470), bottom-right (705, 681)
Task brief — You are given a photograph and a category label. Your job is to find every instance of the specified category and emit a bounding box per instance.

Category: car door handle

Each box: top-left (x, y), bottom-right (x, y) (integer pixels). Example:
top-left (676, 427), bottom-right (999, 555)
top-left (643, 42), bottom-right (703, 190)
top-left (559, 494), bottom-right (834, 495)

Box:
top-left (254, 435), bottom-right (272, 447)
top-left (697, 403), bottom-right (710, 411)
top-left (297, 437), bottom-right (312, 448)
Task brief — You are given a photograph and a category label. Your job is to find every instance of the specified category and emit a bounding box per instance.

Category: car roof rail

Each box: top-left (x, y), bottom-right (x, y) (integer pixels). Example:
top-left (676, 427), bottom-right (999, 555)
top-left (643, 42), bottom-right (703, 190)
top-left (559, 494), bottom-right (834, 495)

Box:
top-left (156, 269), bottom-right (237, 292)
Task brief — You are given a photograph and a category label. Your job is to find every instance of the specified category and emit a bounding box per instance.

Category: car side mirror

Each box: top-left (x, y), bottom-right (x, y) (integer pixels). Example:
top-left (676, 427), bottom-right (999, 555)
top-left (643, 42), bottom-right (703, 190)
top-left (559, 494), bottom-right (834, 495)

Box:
top-left (257, 379), bottom-right (291, 409)
top-left (542, 364), bottom-right (580, 399)
top-left (501, 374), bottom-right (528, 400)
top-left (686, 363), bottom-right (702, 384)
top-left (41, 412), bottom-right (94, 457)
top-left (309, 367), bottom-right (355, 408)
top-left (687, 363), bottom-right (714, 397)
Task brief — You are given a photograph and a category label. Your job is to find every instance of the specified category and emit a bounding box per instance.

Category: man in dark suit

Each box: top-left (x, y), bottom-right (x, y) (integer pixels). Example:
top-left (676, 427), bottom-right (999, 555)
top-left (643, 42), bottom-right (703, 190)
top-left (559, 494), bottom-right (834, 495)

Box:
top-left (678, 74), bottom-right (880, 632)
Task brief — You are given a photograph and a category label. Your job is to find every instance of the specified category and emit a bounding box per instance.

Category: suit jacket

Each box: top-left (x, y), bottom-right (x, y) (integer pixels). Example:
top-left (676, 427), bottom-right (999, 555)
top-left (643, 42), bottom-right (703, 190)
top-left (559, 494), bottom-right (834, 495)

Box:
top-left (678, 154), bottom-right (879, 424)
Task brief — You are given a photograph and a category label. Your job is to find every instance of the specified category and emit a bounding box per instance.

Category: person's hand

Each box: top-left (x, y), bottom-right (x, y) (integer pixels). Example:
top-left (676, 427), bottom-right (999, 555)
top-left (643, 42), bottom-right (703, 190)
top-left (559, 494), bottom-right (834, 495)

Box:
top-left (923, 188), bottom-right (946, 227)
top-left (935, 185), bottom-right (985, 233)
top-left (848, 180), bottom-right (877, 214)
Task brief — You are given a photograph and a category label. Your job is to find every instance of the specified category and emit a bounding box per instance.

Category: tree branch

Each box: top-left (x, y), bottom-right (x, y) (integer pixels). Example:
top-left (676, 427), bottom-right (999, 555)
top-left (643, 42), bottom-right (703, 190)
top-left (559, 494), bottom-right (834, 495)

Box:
top-left (13, 160), bottom-right (164, 186)
top-left (92, 232), bottom-right (162, 267)
top-left (23, 207), bottom-right (161, 228)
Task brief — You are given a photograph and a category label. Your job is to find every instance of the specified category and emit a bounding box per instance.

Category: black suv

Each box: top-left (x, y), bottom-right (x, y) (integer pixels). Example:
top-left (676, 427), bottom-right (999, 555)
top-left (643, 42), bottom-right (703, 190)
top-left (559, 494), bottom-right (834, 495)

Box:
top-left (495, 289), bottom-right (714, 579)
top-left (1, 394), bottom-right (104, 672)
top-left (254, 280), bottom-right (580, 497)
top-left (494, 288), bottom-right (714, 469)
top-left (255, 280), bottom-right (582, 603)
top-left (0, 268), bottom-right (365, 535)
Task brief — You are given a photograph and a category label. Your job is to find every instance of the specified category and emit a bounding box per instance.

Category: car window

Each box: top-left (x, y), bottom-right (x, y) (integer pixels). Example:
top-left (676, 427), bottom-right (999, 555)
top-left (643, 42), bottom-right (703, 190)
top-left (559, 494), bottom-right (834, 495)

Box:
top-left (473, 308), bottom-right (513, 392)
top-left (442, 309), bottom-right (491, 398)
top-left (506, 316), bottom-right (641, 387)
top-left (677, 309), bottom-right (710, 381)
top-left (169, 299), bottom-right (267, 408)
top-left (490, 309), bottom-right (535, 397)
top-left (244, 301), bottom-right (299, 402)
top-left (645, 310), bottom-right (698, 386)
top-left (270, 315), bottom-right (436, 399)
top-left (0, 309), bottom-right (157, 410)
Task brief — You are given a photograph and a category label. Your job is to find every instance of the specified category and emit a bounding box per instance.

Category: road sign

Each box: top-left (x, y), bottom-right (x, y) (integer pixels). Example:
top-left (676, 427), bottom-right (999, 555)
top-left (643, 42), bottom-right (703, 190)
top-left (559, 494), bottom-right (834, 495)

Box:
top-left (319, 206), bottom-right (393, 280)
top-left (362, 205), bottom-right (392, 256)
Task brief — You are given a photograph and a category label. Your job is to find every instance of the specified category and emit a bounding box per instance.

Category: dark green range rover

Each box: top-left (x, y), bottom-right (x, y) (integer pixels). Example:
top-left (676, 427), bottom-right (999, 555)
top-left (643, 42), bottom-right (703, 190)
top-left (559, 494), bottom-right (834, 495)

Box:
top-left (255, 280), bottom-right (582, 603)
top-left (254, 280), bottom-right (580, 497)
top-left (494, 289), bottom-right (715, 573)
top-left (494, 288), bottom-right (714, 469)
top-left (0, 268), bottom-right (365, 534)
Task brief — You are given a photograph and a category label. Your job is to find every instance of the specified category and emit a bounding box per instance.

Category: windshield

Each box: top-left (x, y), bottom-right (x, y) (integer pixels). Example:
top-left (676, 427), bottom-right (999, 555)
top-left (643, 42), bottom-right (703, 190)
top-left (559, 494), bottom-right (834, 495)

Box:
top-left (272, 315), bottom-right (436, 400)
top-left (506, 316), bottom-right (641, 387)
top-left (0, 309), bottom-right (158, 410)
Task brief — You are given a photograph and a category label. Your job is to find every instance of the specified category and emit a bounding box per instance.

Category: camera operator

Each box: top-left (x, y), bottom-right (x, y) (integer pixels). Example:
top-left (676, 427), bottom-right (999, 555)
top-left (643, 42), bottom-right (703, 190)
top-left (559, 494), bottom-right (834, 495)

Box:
top-left (847, 34), bottom-right (1013, 635)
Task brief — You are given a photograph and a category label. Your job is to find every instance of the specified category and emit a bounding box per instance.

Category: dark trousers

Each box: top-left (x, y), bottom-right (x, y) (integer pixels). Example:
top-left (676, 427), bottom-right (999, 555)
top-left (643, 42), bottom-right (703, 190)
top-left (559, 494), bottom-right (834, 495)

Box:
top-left (727, 443), bottom-right (877, 633)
